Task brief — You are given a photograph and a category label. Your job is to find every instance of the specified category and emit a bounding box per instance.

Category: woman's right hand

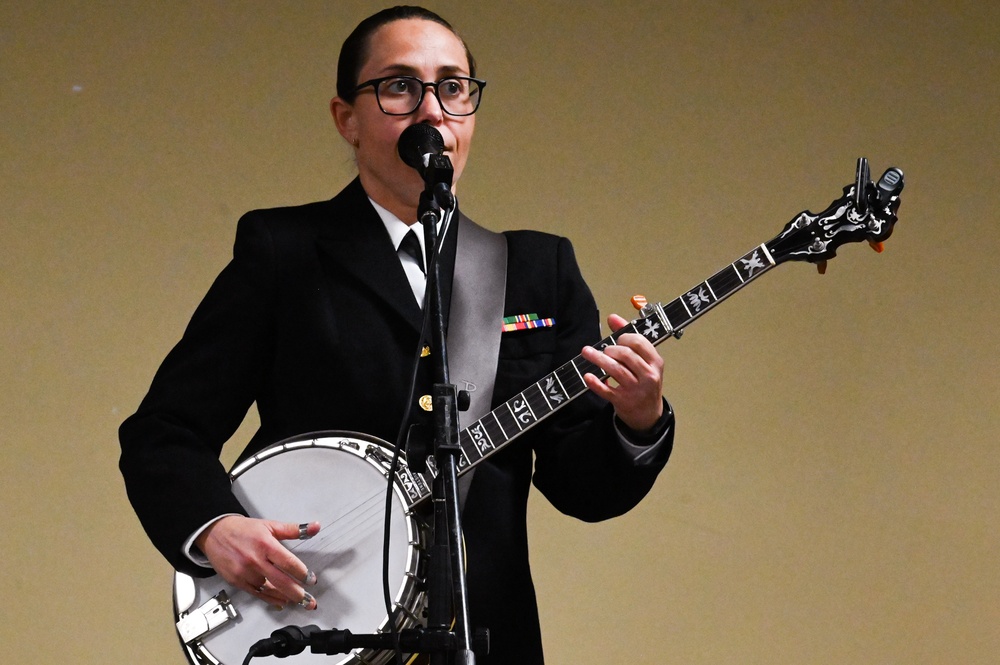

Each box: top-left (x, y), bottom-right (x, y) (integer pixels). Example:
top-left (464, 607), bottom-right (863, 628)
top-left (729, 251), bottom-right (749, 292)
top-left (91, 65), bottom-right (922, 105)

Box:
top-left (195, 515), bottom-right (321, 609)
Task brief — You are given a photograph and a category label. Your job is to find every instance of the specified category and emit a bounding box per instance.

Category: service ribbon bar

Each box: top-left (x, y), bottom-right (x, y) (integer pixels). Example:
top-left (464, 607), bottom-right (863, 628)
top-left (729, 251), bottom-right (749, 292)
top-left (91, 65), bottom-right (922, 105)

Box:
top-left (502, 313), bottom-right (555, 332)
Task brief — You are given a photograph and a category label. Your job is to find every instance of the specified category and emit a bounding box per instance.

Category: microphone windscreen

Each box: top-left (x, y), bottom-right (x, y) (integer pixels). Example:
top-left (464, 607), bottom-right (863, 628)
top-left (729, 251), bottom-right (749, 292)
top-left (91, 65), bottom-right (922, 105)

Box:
top-left (397, 123), bottom-right (445, 170)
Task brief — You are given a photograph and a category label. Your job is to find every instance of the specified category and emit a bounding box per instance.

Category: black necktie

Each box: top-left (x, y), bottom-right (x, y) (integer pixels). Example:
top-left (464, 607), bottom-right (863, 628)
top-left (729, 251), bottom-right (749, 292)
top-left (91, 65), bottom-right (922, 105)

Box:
top-left (398, 229), bottom-right (425, 274)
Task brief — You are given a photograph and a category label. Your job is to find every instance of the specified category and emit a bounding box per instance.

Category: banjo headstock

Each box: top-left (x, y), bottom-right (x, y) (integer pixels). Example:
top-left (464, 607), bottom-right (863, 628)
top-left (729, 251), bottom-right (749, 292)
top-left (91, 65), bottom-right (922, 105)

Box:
top-left (767, 158), bottom-right (905, 271)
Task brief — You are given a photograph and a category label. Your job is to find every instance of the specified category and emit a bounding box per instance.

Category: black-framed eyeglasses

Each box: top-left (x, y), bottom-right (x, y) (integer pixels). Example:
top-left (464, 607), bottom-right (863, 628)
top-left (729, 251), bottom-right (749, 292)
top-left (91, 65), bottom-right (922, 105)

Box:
top-left (352, 76), bottom-right (486, 116)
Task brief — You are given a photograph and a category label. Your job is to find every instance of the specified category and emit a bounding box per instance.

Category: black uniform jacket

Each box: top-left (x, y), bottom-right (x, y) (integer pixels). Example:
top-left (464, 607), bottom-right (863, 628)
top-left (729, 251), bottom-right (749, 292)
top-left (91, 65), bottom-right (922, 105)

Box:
top-left (119, 177), bottom-right (673, 664)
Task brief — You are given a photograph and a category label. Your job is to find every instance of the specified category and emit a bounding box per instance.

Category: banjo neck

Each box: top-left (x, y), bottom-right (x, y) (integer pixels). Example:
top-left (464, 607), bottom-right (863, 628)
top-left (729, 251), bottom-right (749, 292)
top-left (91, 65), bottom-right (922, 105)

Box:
top-left (392, 159), bottom-right (905, 508)
top-left (393, 242), bottom-right (777, 507)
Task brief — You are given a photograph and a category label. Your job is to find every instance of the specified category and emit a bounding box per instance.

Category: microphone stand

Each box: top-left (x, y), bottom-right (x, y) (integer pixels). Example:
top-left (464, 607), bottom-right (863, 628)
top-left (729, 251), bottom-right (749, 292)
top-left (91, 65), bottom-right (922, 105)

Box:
top-left (417, 152), bottom-right (477, 665)
top-left (251, 152), bottom-right (483, 664)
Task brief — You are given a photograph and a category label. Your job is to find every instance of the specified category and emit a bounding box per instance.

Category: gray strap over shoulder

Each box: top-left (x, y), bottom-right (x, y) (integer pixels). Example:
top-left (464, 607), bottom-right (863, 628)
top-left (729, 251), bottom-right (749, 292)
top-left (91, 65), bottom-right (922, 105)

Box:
top-left (447, 213), bottom-right (507, 510)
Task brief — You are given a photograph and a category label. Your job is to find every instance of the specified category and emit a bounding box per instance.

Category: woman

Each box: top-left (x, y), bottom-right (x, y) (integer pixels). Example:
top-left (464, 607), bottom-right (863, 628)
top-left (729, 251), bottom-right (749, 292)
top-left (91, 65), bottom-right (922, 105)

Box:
top-left (120, 7), bottom-right (673, 663)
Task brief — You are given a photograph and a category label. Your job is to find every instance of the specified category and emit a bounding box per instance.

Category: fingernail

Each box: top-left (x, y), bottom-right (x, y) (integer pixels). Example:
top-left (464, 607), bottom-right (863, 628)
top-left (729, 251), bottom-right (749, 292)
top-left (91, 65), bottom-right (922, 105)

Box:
top-left (298, 592), bottom-right (316, 610)
top-left (304, 570), bottom-right (318, 586)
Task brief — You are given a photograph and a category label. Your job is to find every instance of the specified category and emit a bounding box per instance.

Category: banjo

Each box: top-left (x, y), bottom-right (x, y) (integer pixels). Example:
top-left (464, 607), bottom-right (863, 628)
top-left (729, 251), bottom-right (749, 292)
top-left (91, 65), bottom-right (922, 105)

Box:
top-left (173, 159), bottom-right (904, 664)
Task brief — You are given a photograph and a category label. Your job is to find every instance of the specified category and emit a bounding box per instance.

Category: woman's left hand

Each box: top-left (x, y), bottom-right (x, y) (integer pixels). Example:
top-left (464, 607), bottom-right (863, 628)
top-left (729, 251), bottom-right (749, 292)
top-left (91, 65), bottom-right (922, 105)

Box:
top-left (581, 313), bottom-right (665, 433)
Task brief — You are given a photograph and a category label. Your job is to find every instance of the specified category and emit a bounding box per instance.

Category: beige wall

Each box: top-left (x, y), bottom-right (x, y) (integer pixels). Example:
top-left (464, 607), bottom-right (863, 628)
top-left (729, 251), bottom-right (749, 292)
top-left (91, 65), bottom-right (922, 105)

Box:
top-left (2, 1), bottom-right (997, 662)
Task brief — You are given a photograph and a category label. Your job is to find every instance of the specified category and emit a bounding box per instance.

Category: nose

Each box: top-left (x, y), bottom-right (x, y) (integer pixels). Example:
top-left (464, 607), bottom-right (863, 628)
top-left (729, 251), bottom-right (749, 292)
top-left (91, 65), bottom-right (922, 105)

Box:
top-left (412, 83), bottom-right (445, 124)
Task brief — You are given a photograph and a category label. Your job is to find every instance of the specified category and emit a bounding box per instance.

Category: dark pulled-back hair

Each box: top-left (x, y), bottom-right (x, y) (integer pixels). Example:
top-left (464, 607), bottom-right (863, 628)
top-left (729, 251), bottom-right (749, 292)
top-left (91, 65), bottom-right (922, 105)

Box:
top-left (336, 5), bottom-right (477, 102)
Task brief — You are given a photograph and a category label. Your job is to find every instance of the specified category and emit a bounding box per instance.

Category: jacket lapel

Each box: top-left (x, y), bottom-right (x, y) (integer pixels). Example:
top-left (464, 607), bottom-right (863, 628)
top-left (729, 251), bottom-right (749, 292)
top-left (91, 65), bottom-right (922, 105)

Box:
top-left (315, 179), bottom-right (424, 333)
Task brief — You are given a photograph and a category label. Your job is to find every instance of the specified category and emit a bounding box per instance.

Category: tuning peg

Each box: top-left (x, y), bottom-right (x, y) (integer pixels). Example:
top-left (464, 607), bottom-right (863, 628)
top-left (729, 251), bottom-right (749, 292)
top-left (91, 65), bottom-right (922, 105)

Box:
top-left (869, 240), bottom-right (885, 253)
top-left (630, 295), bottom-right (647, 311)
top-left (816, 261), bottom-right (828, 275)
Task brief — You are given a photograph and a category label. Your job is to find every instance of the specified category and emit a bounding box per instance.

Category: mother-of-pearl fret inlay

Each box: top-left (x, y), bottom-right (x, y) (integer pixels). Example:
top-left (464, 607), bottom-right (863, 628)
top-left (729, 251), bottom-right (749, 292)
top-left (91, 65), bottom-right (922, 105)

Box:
top-left (542, 375), bottom-right (569, 408)
top-left (508, 397), bottom-right (535, 428)
top-left (467, 420), bottom-right (494, 456)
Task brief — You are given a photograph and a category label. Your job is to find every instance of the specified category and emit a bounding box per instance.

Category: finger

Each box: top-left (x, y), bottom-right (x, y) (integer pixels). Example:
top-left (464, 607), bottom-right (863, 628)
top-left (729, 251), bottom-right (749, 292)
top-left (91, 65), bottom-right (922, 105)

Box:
top-left (600, 313), bottom-right (663, 366)
top-left (583, 342), bottom-right (644, 389)
top-left (270, 520), bottom-right (321, 542)
top-left (250, 579), bottom-right (289, 609)
top-left (266, 520), bottom-right (321, 585)
top-left (583, 370), bottom-right (616, 401)
top-left (586, 341), bottom-right (665, 407)
top-left (602, 342), bottom-right (662, 384)
top-left (581, 351), bottom-right (639, 409)
top-left (261, 521), bottom-right (322, 608)
top-left (607, 312), bottom-right (631, 332)
top-left (580, 343), bottom-right (623, 384)
top-left (601, 313), bottom-right (660, 360)
top-left (260, 557), bottom-right (316, 609)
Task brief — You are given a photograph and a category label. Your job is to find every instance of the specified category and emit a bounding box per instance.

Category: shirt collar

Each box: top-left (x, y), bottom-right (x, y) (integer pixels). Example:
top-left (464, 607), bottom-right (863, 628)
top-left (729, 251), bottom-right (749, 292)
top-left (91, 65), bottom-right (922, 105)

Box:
top-left (368, 197), bottom-right (423, 252)
top-left (368, 197), bottom-right (453, 256)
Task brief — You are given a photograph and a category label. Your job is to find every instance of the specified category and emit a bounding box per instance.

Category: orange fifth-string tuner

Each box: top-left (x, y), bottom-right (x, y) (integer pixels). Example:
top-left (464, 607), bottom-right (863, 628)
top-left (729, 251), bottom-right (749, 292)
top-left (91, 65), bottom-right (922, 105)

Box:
top-left (869, 240), bottom-right (885, 253)
top-left (630, 295), bottom-right (648, 311)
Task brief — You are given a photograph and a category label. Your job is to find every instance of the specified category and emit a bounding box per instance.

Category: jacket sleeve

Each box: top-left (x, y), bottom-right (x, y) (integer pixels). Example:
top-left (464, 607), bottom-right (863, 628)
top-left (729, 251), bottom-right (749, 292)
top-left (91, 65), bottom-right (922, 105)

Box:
top-left (118, 213), bottom-right (276, 576)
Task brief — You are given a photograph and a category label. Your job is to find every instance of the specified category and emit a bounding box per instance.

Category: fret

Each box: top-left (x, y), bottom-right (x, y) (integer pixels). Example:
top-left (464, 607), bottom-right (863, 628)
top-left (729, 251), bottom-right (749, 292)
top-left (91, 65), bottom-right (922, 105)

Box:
top-left (490, 407), bottom-right (513, 441)
top-left (707, 264), bottom-right (744, 300)
top-left (660, 307), bottom-right (674, 330)
top-left (704, 280), bottom-right (719, 301)
top-left (524, 383), bottom-right (552, 420)
top-left (555, 361), bottom-right (587, 395)
top-left (573, 355), bottom-right (605, 381)
top-left (495, 403), bottom-right (520, 436)
top-left (610, 322), bottom-right (638, 343)
top-left (662, 299), bottom-right (689, 330)
top-left (479, 414), bottom-right (507, 447)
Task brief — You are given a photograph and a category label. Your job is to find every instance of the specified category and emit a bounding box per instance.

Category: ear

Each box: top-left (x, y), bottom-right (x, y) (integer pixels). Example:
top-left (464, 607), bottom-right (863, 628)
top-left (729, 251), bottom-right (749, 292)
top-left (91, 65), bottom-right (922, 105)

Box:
top-left (330, 97), bottom-right (357, 145)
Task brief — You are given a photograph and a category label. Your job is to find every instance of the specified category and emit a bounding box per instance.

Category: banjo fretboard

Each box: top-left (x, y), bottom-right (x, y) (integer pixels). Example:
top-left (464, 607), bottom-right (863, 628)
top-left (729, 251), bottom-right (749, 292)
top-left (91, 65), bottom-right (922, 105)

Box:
top-left (394, 242), bottom-right (778, 506)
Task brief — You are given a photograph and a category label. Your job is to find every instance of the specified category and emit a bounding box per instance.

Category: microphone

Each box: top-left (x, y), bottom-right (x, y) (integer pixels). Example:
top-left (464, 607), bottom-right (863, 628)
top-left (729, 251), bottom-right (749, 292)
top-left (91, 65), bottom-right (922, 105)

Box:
top-left (247, 624), bottom-right (320, 658)
top-left (397, 123), bottom-right (445, 172)
top-left (397, 124), bottom-right (454, 197)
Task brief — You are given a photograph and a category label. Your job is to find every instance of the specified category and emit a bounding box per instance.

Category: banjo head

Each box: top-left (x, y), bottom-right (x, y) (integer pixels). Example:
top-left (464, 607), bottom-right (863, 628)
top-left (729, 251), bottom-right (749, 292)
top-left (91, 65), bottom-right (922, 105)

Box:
top-left (173, 432), bottom-right (426, 665)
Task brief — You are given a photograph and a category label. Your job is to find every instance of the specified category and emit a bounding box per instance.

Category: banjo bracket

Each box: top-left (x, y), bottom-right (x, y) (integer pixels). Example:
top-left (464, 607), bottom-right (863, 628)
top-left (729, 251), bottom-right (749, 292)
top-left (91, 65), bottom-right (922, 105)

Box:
top-left (176, 589), bottom-right (238, 645)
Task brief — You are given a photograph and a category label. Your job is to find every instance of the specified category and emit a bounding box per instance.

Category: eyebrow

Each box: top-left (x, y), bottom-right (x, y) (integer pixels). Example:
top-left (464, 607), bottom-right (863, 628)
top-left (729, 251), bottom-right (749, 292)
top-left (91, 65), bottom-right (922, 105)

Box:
top-left (373, 64), bottom-right (469, 78)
